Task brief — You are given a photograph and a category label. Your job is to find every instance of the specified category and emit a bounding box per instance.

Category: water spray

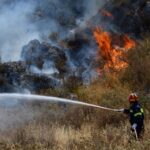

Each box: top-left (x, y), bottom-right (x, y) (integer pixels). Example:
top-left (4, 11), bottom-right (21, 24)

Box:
top-left (0, 93), bottom-right (120, 112)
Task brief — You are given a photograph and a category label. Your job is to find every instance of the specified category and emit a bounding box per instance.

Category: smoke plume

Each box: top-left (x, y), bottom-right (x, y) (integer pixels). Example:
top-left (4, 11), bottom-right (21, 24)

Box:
top-left (0, 0), bottom-right (39, 62)
top-left (0, 0), bottom-right (105, 62)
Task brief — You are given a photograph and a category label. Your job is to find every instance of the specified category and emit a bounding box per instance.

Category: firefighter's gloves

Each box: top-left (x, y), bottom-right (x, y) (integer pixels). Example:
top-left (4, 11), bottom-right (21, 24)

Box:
top-left (132, 123), bottom-right (137, 130)
top-left (117, 108), bottom-right (125, 112)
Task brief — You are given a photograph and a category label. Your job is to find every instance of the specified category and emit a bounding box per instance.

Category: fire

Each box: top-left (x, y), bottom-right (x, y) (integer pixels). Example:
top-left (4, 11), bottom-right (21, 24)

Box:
top-left (123, 35), bottom-right (136, 49)
top-left (99, 9), bottom-right (113, 19)
top-left (93, 27), bottom-right (136, 71)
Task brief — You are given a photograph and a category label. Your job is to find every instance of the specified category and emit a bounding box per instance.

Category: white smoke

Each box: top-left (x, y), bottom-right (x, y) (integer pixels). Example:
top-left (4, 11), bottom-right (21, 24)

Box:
top-left (83, 0), bottom-right (105, 20)
top-left (0, 1), bottom-right (39, 62)
top-left (30, 61), bottom-right (59, 75)
top-left (0, 105), bottom-right (41, 131)
top-left (0, 0), bottom-right (105, 62)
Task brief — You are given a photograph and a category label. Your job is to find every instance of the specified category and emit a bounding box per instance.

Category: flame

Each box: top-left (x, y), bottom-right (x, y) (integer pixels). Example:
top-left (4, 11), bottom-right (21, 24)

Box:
top-left (93, 27), bottom-right (136, 71)
top-left (123, 35), bottom-right (136, 49)
top-left (99, 9), bottom-right (113, 19)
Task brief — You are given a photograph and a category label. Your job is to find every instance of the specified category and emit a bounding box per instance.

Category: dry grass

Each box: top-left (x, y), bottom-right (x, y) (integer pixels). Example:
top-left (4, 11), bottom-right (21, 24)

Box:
top-left (0, 118), bottom-right (150, 150)
top-left (0, 97), bottom-right (149, 150)
top-left (76, 76), bottom-right (130, 108)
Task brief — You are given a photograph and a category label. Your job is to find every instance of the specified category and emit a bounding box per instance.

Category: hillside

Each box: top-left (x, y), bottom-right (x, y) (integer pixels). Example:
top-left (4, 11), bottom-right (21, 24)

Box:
top-left (0, 0), bottom-right (150, 149)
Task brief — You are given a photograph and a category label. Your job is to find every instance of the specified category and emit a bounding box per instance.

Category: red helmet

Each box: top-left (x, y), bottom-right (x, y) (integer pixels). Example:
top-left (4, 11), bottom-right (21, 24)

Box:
top-left (128, 93), bottom-right (138, 102)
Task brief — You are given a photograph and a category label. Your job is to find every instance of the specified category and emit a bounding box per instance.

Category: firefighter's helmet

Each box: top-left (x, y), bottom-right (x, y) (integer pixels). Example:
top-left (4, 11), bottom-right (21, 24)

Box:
top-left (128, 93), bottom-right (138, 102)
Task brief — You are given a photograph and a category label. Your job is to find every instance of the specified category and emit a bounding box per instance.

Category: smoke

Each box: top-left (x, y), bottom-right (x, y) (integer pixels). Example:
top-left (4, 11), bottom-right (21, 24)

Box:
top-left (0, 0), bottom-right (105, 62)
top-left (0, 0), bottom-right (108, 94)
top-left (0, 0), bottom-right (39, 62)
top-left (29, 62), bottom-right (59, 75)
top-left (83, 0), bottom-right (105, 21)
top-left (65, 45), bottom-right (98, 83)
top-left (0, 104), bottom-right (42, 131)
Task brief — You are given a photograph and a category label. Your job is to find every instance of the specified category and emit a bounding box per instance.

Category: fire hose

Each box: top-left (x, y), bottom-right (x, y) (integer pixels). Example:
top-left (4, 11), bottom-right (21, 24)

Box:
top-left (0, 93), bottom-right (122, 112)
top-left (70, 102), bottom-right (122, 112)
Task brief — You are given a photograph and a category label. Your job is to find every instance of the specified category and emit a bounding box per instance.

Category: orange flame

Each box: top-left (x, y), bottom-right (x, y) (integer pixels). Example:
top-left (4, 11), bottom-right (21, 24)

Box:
top-left (99, 9), bottom-right (113, 19)
top-left (123, 35), bottom-right (136, 49)
top-left (93, 27), bottom-right (136, 71)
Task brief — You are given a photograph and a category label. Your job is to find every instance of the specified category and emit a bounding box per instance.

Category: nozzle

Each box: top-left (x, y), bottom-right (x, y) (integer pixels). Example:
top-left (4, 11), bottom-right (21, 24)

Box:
top-left (116, 108), bottom-right (124, 112)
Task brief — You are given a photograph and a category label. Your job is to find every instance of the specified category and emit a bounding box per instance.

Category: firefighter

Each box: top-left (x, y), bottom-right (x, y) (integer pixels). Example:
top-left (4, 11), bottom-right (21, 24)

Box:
top-left (119, 93), bottom-right (144, 139)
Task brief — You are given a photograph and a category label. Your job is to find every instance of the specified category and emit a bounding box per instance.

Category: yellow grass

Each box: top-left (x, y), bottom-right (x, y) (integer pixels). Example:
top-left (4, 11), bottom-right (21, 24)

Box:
top-left (0, 114), bottom-right (149, 150)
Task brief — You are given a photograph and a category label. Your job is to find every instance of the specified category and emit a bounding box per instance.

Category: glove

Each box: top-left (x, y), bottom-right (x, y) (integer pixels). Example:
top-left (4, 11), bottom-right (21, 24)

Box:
top-left (132, 123), bottom-right (137, 130)
top-left (117, 108), bottom-right (125, 112)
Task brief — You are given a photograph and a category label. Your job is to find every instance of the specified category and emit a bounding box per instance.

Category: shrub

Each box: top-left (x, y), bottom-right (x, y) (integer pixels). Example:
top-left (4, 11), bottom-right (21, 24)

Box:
top-left (76, 75), bottom-right (130, 108)
top-left (120, 38), bottom-right (150, 92)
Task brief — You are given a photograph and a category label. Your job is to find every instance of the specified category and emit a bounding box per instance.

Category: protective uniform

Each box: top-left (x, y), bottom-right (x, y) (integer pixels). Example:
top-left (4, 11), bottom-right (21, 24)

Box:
top-left (124, 93), bottom-right (144, 138)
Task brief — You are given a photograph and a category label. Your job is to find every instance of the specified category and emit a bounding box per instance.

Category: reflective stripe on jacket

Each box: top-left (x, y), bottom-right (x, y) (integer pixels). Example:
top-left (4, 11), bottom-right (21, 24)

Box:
top-left (124, 102), bottom-right (144, 125)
